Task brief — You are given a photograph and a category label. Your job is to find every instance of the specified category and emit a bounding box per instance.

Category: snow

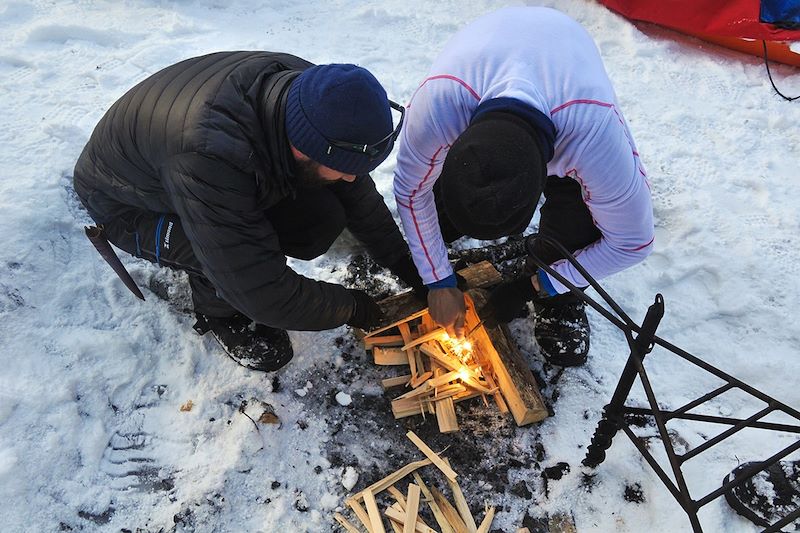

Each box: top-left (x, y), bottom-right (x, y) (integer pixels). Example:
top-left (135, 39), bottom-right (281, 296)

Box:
top-left (341, 466), bottom-right (359, 492)
top-left (0, 1), bottom-right (799, 532)
top-left (335, 392), bottom-right (353, 407)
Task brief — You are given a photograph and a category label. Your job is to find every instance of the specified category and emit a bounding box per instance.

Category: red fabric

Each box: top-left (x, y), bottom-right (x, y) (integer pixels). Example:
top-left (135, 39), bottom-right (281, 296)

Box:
top-left (598, 0), bottom-right (800, 41)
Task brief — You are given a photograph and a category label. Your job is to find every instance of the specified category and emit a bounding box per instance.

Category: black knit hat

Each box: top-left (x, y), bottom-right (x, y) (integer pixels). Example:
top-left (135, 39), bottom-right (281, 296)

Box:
top-left (285, 64), bottom-right (394, 175)
top-left (438, 111), bottom-right (546, 240)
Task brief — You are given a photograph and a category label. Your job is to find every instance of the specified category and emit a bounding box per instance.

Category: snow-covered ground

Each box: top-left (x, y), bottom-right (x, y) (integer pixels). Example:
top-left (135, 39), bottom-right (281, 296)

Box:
top-left (1, 1), bottom-right (799, 532)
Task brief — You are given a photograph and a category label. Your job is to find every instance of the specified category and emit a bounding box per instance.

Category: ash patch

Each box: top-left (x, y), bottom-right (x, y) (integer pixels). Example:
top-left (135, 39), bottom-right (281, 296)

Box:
top-left (624, 482), bottom-right (645, 503)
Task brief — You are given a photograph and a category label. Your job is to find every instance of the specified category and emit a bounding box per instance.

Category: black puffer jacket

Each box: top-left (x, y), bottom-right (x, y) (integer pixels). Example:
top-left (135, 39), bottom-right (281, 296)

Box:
top-left (74, 51), bottom-right (408, 330)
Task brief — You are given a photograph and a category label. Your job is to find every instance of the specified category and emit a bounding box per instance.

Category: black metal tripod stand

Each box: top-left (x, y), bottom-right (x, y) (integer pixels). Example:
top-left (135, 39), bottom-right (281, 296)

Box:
top-left (525, 234), bottom-right (800, 532)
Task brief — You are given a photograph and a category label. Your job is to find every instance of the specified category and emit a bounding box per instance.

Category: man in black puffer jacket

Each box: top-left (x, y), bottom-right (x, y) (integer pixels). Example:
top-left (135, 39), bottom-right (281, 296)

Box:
top-left (74, 51), bottom-right (422, 372)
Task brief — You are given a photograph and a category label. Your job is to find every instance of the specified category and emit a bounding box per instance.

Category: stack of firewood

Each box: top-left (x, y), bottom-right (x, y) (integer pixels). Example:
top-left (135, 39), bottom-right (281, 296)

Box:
top-left (334, 430), bottom-right (496, 533)
top-left (362, 262), bottom-right (549, 433)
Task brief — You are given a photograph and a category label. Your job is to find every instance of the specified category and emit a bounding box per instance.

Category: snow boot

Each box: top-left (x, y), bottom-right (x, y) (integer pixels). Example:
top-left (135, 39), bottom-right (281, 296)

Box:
top-left (534, 294), bottom-right (590, 366)
top-left (723, 460), bottom-right (800, 528)
top-left (193, 313), bottom-right (293, 372)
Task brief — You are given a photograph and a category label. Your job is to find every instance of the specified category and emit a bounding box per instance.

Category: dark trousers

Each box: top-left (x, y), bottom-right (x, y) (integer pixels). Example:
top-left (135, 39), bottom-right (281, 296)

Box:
top-left (435, 174), bottom-right (601, 287)
top-left (100, 188), bottom-right (346, 318)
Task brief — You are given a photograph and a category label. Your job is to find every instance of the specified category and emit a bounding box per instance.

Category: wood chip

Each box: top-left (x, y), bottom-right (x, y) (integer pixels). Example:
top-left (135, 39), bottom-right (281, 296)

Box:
top-left (180, 400), bottom-right (193, 412)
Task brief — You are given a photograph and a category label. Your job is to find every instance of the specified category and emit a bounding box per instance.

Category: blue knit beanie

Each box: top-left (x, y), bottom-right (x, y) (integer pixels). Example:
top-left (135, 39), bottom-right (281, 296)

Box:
top-left (285, 64), bottom-right (394, 175)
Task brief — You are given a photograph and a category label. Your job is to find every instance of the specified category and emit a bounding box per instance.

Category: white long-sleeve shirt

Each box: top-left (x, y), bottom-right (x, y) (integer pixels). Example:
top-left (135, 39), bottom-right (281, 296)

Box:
top-left (393, 7), bottom-right (654, 293)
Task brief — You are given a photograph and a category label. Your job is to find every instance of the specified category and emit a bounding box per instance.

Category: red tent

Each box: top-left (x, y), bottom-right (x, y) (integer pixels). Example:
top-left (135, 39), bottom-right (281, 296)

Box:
top-left (598, 0), bottom-right (800, 66)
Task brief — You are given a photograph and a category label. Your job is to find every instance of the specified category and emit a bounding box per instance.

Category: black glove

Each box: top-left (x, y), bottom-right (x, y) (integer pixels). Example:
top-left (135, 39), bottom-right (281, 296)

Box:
top-left (481, 275), bottom-right (538, 328)
top-left (387, 255), bottom-right (427, 300)
top-left (346, 289), bottom-right (384, 330)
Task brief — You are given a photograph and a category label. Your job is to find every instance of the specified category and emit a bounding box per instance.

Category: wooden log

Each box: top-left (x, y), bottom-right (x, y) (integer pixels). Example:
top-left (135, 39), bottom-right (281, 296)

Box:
top-left (376, 292), bottom-right (427, 329)
top-left (334, 512), bottom-right (362, 533)
top-left (476, 507), bottom-right (495, 533)
top-left (365, 335), bottom-right (405, 349)
top-left (403, 483), bottom-right (421, 533)
top-left (436, 396), bottom-right (459, 433)
top-left (382, 375), bottom-right (411, 389)
top-left (412, 473), bottom-right (455, 533)
top-left (405, 431), bottom-right (457, 481)
top-left (453, 260), bottom-right (504, 289)
top-left (465, 290), bottom-right (549, 426)
top-left (430, 487), bottom-right (470, 533)
top-left (374, 347), bottom-right (411, 365)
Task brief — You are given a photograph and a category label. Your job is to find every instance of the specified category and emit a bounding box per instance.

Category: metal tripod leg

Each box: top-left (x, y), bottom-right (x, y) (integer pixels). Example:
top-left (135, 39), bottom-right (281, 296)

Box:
top-left (583, 295), bottom-right (665, 468)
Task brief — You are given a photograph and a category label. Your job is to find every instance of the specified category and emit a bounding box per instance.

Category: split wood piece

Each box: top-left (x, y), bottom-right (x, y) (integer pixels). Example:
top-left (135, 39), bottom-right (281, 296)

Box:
top-left (420, 312), bottom-right (436, 334)
top-left (443, 458), bottom-right (477, 532)
top-left (384, 504), bottom-right (436, 533)
top-left (434, 384), bottom-right (467, 400)
top-left (419, 343), bottom-right (462, 373)
top-left (402, 328), bottom-right (446, 352)
top-left (386, 485), bottom-right (406, 509)
top-left (374, 346), bottom-right (411, 366)
top-left (516, 529), bottom-right (531, 533)
top-left (414, 349), bottom-right (426, 378)
top-left (391, 398), bottom-right (434, 419)
top-left (403, 483), bottom-right (422, 533)
top-left (364, 490), bottom-right (387, 533)
top-left (334, 512), bottom-right (362, 533)
top-left (382, 375), bottom-right (411, 389)
top-left (436, 396), bottom-right (459, 433)
top-left (413, 472), bottom-right (455, 533)
top-left (347, 499), bottom-right (374, 533)
top-left (389, 521), bottom-right (403, 533)
top-left (405, 431), bottom-right (457, 481)
top-left (365, 309), bottom-right (429, 338)
top-left (465, 290), bottom-right (549, 426)
top-left (409, 370), bottom-right (432, 388)
top-left (365, 335), bottom-right (405, 349)
top-left (476, 507), bottom-right (495, 533)
top-left (351, 458), bottom-right (433, 502)
top-left (430, 486), bottom-right (470, 533)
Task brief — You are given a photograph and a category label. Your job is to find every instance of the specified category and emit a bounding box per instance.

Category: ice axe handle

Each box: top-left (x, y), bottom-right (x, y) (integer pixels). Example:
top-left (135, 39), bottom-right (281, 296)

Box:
top-left (84, 225), bottom-right (145, 301)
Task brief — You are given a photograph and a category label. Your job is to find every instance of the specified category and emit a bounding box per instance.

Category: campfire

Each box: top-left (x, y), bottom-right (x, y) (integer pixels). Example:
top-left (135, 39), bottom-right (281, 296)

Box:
top-left (362, 261), bottom-right (549, 433)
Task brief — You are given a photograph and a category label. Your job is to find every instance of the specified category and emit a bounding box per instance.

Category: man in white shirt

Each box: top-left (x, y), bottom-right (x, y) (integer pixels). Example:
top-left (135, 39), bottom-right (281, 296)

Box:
top-left (393, 7), bottom-right (654, 366)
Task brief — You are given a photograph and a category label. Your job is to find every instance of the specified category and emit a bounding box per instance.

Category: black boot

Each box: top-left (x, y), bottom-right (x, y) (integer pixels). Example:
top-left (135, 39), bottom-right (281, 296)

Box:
top-left (723, 460), bottom-right (800, 528)
top-left (193, 313), bottom-right (293, 372)
top-left (534, 294), bottom-right (590, 366)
